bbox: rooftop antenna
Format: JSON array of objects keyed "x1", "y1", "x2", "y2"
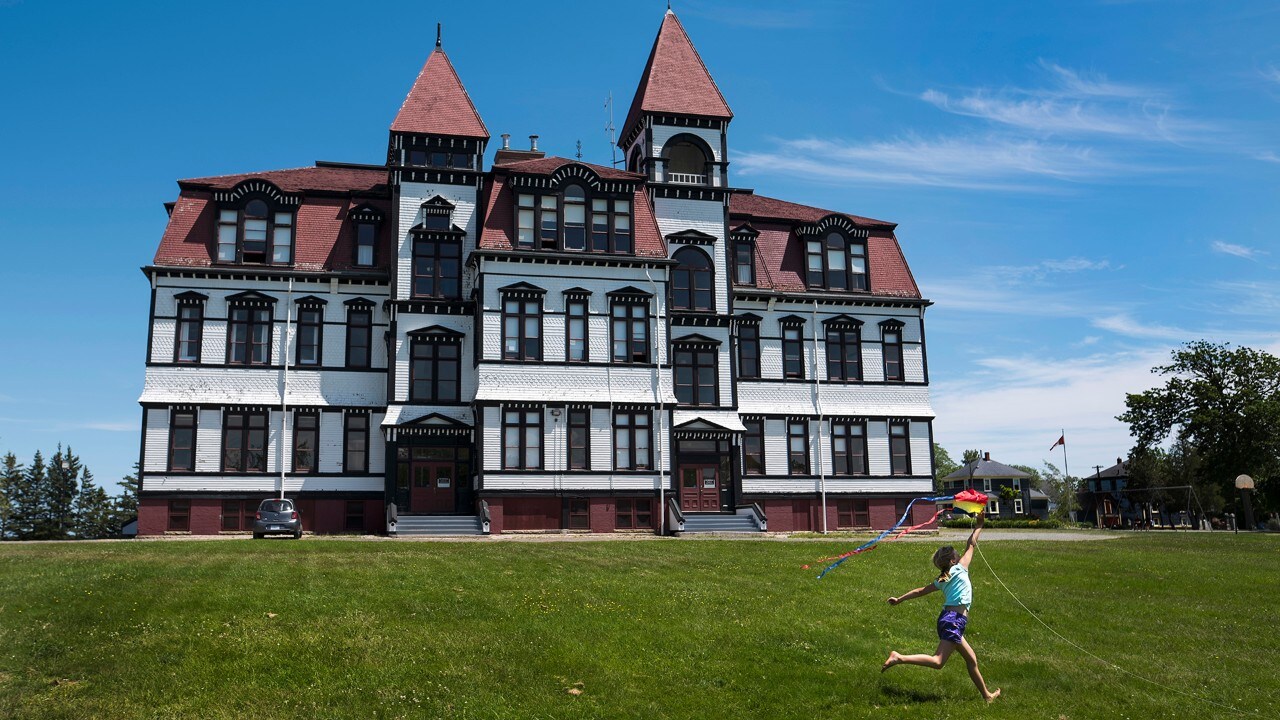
[
  {"x1": 575, "y1": 140, "x2": 583, "y2": 160},
  {"x1": 605, "y1": 92, "x2": 619, "y2": 167},
  {"x1": 436, "y1": 23, "x2": 442, "y2": 49}
]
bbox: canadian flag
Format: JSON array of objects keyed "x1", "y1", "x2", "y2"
[{"x1": 1049, "y1": 434, "x2": 1065, "y2": 451}]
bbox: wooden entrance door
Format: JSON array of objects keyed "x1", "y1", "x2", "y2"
[
  {"x1": 411, "y1": 462, "x2": 456, "y2": 514},
  {"x1": 680, "y1": 464, "x2": 720, "y2": 512}
]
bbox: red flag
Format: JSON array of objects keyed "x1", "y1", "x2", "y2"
[{"x1": 1049, "y1": 434, "x2": 1065, "y2": 451}]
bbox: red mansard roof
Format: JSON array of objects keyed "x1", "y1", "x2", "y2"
[
  {"x1": 729, "y1": 192, "x2": 920, "y2": 299},
  {"x1": 621, "y1": 10, "x2": 733, "y2": 143},
  {"x1": 391, "y1": 49, "x2": 489, "y2": 139},
  {"x1": 155, "y1": 165, "x2": 393, "y2": 273},
  {"x1": 478, "y1": 158, "x2": 665, "y2": 258}
]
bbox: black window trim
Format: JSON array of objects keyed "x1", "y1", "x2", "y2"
[
  {"x1": 167, "y1": 408, "x2": 197, "y2": 472},
  {"x1": 344, "y1": 412, "x2": 370, "y2": 474}
]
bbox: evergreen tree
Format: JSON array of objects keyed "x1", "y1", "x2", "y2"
[
  {"x1": 12, "y1": 450, "x2": 47, "y2": 540},
  {"x1": 0, "y1": 452, "x2": 22, "y2": 540},
  {"x1": 115, "y1": 462, "x2": 140, "y2": 527},
  {"x1": 42, "y1": 445, "x2": 81, "y2": 540},
  {"x1": 73, "y1": 468, "x2": 116, "y2": 539}
]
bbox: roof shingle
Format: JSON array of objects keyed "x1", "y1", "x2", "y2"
[
  {"x1": 391, "y1": 49, "x2": 489, "y2": 139},
  {"x1": 621, "y1": 10, "x2": 732, "y2": 142}
]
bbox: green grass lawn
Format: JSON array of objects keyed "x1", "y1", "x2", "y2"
[{"x1": 0, "y1": 533, "x2": 1276, "y2": 719}]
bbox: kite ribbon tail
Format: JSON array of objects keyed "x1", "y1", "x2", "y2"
[{"x1": 890, "y1": 508, "x2": 946, "y2": 541}]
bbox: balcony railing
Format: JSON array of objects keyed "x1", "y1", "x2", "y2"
[{"x1": 667, "y1": 172, "x2": 708, "y2": 185}]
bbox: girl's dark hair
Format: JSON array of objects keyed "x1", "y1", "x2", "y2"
[{"x1": 933, "y1": 546, "x2": 960, "y2": 583}]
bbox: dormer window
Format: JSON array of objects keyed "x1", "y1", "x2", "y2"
[
  {"x1": 732, "y1": 240, "x2": 755, "y2": 285},
  {"x1": 355, "y1": 222, "x2": 376, "y2": 266},
  {"x1": 805, "y1": 231, "x2": 866, "y2": 291},
  {"x1": 216, "y1": 198, "x2": 293, "y2": 265},
  {"x1": 515, "y1": 189, "x2": 632, "y2": 254},
  {"x1": 406, "y1": 148, "x2": 475, "y2": 169}
]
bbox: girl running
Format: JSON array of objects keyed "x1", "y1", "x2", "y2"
[{"x1": 881, "y1": 511, "x2": 1001, "y2": 703}]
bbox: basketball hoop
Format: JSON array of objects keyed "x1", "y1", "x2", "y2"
[{"x1": 1235, "y1": 474, "x2": 1254, "y2": 490}]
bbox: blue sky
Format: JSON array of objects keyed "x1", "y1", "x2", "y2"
[{"x1": 1, "y1": 0, "x2": 1278, "y2": 489}]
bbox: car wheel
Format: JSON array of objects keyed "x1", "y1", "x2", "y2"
[
  {"x1": 253, "y1": 533, "x2": 263, "y2": 540},
  {"x1": 293, "y1": 531, "x2": 302, "y2": 540}
]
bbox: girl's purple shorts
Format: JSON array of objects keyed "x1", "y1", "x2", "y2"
[{"x1": 936, "y1": 610, "x2": 968, "y2": 643}]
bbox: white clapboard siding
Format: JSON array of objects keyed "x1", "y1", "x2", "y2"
[
  {"x1": 482, "y1": 406, "x2": 501, "y2": 471},
  {"x1": 867, "y1": 420, "x2": 890, "y2": 476},
  {"x1": 143, "y1": 409, "x2": 169, "y2": 472},
  {"x1": 737, "y1": 383, "x2": 934, "y2": 419},
  {"x1": 591, "y1": 408, "x2": 612, "y2": 470},
  {"x1": 396, "y1": 181, "x2": 478, "y2": 300},
  {"x1": 743, "y1": 477, "x2": 933, "y2": 494},
  {"x1": 475, "y1": 364, "x2": 675, "y2": 404},
  {"x1": 196, "y1": 409, "x2": 222, "y2": 472},
  {"x1": 903, "y1": 345, "x2": 926, "y2": 383},
  {"x1": 545, "y1": 407, "x2": 566, "y2": 472},
  {"x1": 318, "y1": 412, "x2": 344, "y2": 473},
  {"x1": 482, "y1": 474, "x2": 665, "y2": 491},
  {"x1": 139, "y1": 367, "x2": 386, "y2": 406},
  {"x1": 909, "y1": 420, "x2": 932, "y2": 476},
  {"x1": 763, "y1": 418, "x2": 789, "y2": 476},
  {"x1": 143, "y1": 475, "x2": 383, "y2": 494}
]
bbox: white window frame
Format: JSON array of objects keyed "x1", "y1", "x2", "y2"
[
  {"x1": 982, "y1": 478, "x2": 991, "y2": 493},
  {"x1": 1014, "y1": 498, "x2": 1024, "y2": 514},
  {"x1": 987, "y1": 499, "x2": 999, "y2": 515}
]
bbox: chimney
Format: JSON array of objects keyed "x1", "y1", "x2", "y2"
[
  {"x1": 983, "y1": 452, "x2": 990, "y2": 462},
  {"x1": 493, "y1": 132, "x2": 546, "y2": 166},
  {"x1": 1117, "y1": 457, "x2": 1123, "y2": 465}
]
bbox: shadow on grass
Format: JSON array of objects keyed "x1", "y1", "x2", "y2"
[{"x1": 878, "y1": 682, "x2": 949, "y2": 704}]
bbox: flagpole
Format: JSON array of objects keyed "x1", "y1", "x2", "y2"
[{"x1": 1060, "y1": 428, "x2": 1069, "y2": 486}]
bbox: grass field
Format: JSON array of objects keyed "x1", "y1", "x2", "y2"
[{"x1": 0, "y1": 533, "x2": 1276, "y2": 719}]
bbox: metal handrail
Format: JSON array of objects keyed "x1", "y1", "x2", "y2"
[
  {"x1": 665, "y1": 496, "x2": 685, "y2": 535},
  {"x1": 736, "y1": 503, "x2": 768, "y2": 531}
]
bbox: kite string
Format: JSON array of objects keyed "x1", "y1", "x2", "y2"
[{"x1": 975, "y1": 543, "x2": 1264, "y2": 719}]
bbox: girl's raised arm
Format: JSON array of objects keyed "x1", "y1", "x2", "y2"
[{"x1": 959, "y1": 511, "x2": 985, "y2": 568}]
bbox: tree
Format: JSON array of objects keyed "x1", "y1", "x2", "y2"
[
  {"x1": 962, "y1": 449, "x2": 981, "y2": 464},
  {"x1": 41, "y1": 445, "x2": 81, "y2": 540},
  {"x1": 115, "y1": 462, "x2": 140, "y2": 527},
  {"x1": 11, "y1": 450, "x2": 47, "y2": 540},
  {"x1": 1041, "y1": 461, "x2": 1079, "y2": 521},
  {"x1": 0, "y1": 453, "x2": 22, "y2": 540},
  {"x1": 933, "y1": 444, "x2": 959, "y2": 491},
  {"x1": 1119, "y1": 342, "x2": 1280, "y2": 514},
  {"x1": 73, "y1": 469, "x2": 116, "y2": 539},
  {"x1": 1011, "y1": 464, "x2": 1043, "y2": 491}
]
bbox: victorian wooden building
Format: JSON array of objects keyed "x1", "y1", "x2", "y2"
[{"x1": 137, "y1": 10, "x2": 937, "y2": 536}]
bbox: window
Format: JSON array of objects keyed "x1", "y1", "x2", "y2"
[
  {"x1": 344, "y1": 414, "x2": 369, "y2": 473},
  {"x1": 568, "y1": 408, "x2": 589, "y2": 470},
  {"x1": 831, "y1": 420, "x2": 867, "y2": 476},
  {"x1": 882, "y1": 322, "x2": 904, "y2": 381},
  {"x1": 563, "y1": 185, "x2": 586, "y2": 250},
  {"x1": 1014, "y1": 498, "x2": 1024, "y2": 515},
  {"x1": 788, "y1": 420, "x2": 809, "y2": 475},
  {"x1": 743, "y1": 418, "x2": 765, "y2": 475},
  {"x1": 827, "y1": 327, "x2": 862, "y2": 381},
  {"x1": 406, "y1": 148, "x2": 474, "y2": 168},
  {"x1": 782, "y1": 325, "x2": 805, "y2": 379},
  {"x1": 413, "y1": 237, "x2": 461, "y2": 299},
  {"x1": 175, "y1": 304, "x2": 203, "y2": 363},
  {"x1": 895, "y1": 498, "x2": 911, "y2": 522},
  {"x1": 616, "y1": 498, "x2": 652, "y2": 529},
  {"x1": 346, "y1": 307, "x2": 372, "y2": 369},
  {"x1": 296, "y1": 307, "x2": 323, "y2": 366},
  {"x1": 168, "y1": 410, "x2": 196, "y2": 472},
  {"x1": 672, "y1": 247, "x2": 713, "y2": 311},
  {"x1": 890, "y1": 422, "x2": 911, "y2": 476},
  {"x1": 987, "y1": 499, "x2": 1000, "y2": 515},
  {"x1": 293, "y1": 412, "x2": 318, "y2": 473},
  {"x1": 519, "y1": 192, "x2": 632, "y2": 253},
  {"x1": 733, "y1": 240, "x2": 755, "y2": 285},
  {"x1": 567, "y1": 498, "x2": 590, "y2": 529},
  {"x1": 502, "y1": 298, "x2": 542, "y2": 361},
  {"x1": 502, "y1": 408, "x2": 543, "y2": 469},
  {"x1": 222, "y1": 500, "x2": 243, "y2": 531},
  {"x1": 355, "y1": 222, "x2": 376, "y2": 266},
  {"x1": 611, "y1": 300, "x2": 649, "y2": 363},
  {"x1": 674, "y1": 347, "x2": 717, "y2": 406},
  {"x1": 983, "y1": 478, "x2": 991, "y2": 493},
  {"x1": 664, "y1": 139, "x2": 709, "y2": 183},
  {"x1": 223, "y1": 410, "x2": 268, "y2": 472},
  {"x1": 565, "y1": 299, "x2": 588, "y2": 362},
  {"x1": 805, "y1": 231, "x2": 866, "y2": 291},
  {"x1": 614, "y1": 410, "x2": 652, "y2": 470},
  {"x1": 837, "y1": 499, "x2": 870, "y2": 529},
  {"x1": 227, "y1": 306, "x2": 271, "y2": 365},
  {"x1": 168, "y1": 500, "x2": 190, "y2": 531},
  {"x1": 737, "y1": 322, "x2": 760, "y2": 379},
  {"x1": 345, "y1": 501, "x2": 365, "y2": 532},
  {"x1": 216, "y1": 200, "x2": 293, "y2": 265},
  {"x1": 410, "y1": 336, "x2": 461, "y2": 402}
]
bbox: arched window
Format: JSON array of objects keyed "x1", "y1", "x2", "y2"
[
  {"x1": 628, "y1": 145, "x2": 643, "y2": 174},
  {"x1": 564, "y1": 184, "x2": 586, "y2": 250},
  {"x1": 663, "y1": 135, "x2": 712, "y2": 184},
  {"x1": 672, "y1": 247, "x2": 713, "y2": 311},
  {"x1": 805, "y1": 230, "x2": 867, "y2": 291},
  {"x1": 216, "y1": 197, "x2": 293, "y2": 265}
]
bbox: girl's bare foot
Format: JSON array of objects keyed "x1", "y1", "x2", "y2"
[
  {"x1": 984, "y1": 688, "x2": 1002, "y2": 703},
  {"x1": 881, "y1": 651, "x2": 901, "y2": 673}
]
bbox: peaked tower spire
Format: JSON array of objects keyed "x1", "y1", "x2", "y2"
[
  {"x1": 619, "y1": 9, "x2": 732, "y2": 146},
  {"x1": 391, "y1": 47, "x2": 488, "y2": 139}
]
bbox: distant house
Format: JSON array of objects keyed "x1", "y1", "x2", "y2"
[
  {"x1": 1079, "y1": 458, "x2": 1191, "y2": 529},
  {"x1": 941, "y1": 452, "x2": 1048, "y2": 519}
]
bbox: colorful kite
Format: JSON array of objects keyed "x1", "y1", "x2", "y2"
[{"x1": 813, "y1": 490, "x2": 988, "y2": 580}]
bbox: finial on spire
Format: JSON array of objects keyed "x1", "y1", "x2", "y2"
[{"x1": 436, "y1": 23, "x2": 442, "y2": 49}]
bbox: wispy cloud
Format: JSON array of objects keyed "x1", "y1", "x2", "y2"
[
  {"x1": 1257, "y1": 151, "x2": 1280, "y2": 163},
  {"x1": 1262, "y1": 65, "x2": 1280, "y2": 85},
  {"x1": 78, "y1": 422, "x2": 137, "y2": 432},
  {"x1": 736, "y1": 135, "x2": 1138, "y2": 191},
  {"x1": 1092, "y1": 313, "x2": 1192, "y2": 341},
  {"x1": 920, "y1": 62, "x2": 1213, "y2": 143},
  {"x1": 1211, "y1": 240, "x2": 1267, "y2": 260}
]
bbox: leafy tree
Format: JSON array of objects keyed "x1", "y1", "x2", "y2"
[
  {"x1": 998, "y1": 485, "x2": 1018, "y2": 512},
  {"x1": 73, "y1": 469, "x2": 116, "y2": 539},
  {"x1": 1119, "y1": 342, "x2": 1280, "y2": 513},
  {"x1": 962, "y1": 449, "x2": 981, "y2": 464},
  {"x1": 1012, "y1": 464, "x2": 1043, "y2": 491},
  {"x1": 1040, "y1": 461, "x2": 1079, "y2": 521},
  {"x1": 933, "y1": 444, "x2": 959, "y2": 491},
  {"x1": 0, "y1": 452, "x2": 21, "y2": 540}
]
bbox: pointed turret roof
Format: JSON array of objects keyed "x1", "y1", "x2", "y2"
[
  {"x1": 391, "y1": 48, "x2": 489, "y2": 139},
  {"x1": 620, "y1": 10, "x2": 732, "y2": 144}
]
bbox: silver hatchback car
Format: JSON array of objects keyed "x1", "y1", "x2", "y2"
[{"x1": 252, "y1": 498, "x2": 303, "y2": 539}]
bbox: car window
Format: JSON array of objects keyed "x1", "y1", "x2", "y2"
[{"x1": 260, "y1": 500, "x2": 294, "y2": 513}]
